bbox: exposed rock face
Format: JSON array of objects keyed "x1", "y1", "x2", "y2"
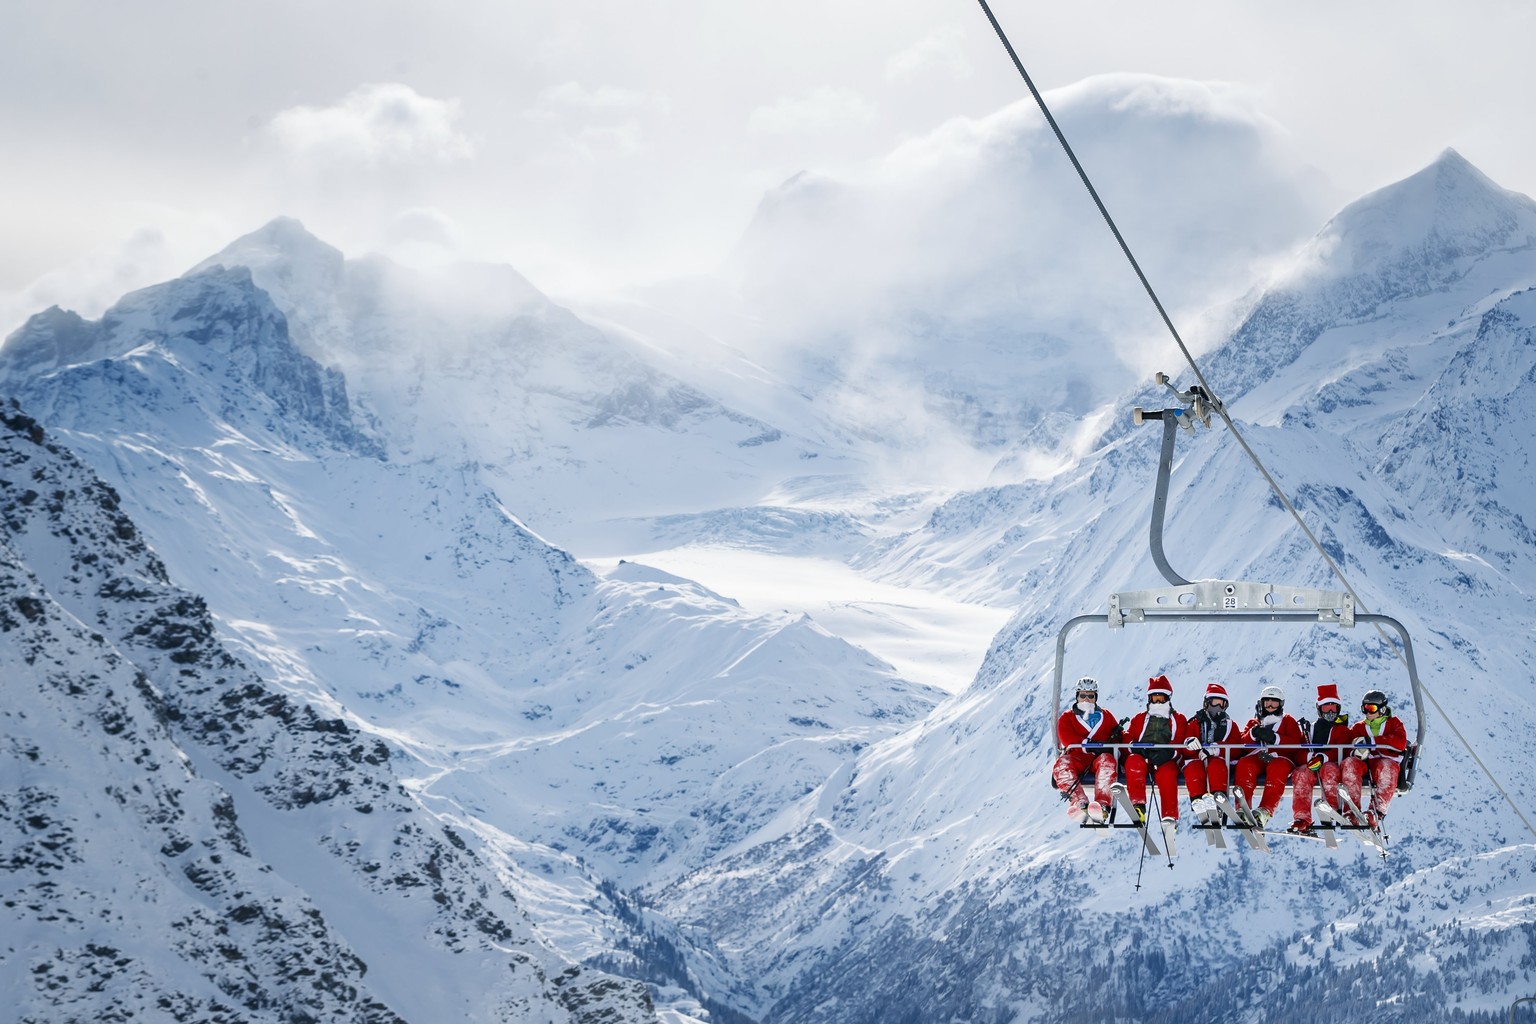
[
  {"x1": 0, "y1": 402, "x2": 656, "y2": 1024},
  {"x1": 1, "y1": 265, "x2": 384, "y2": 460}
]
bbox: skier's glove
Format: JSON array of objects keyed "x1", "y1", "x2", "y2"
[
  {"x1": 1184, "y1": 737, "x2": 1202, "y2": 754},
  {"x1": 1252, "y1": 725, "x2": 1277, "y2": 746},
  {"x1": 1352, "y1": 737, "x2": 1373, "y2": 760},
  {"x1": 1306, "y1": 754, "x2": 1325, "y2": 772}
]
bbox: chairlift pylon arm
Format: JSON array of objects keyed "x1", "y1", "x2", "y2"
[
  {"x1": 1127, "y1": 409, "x2": 1191, "y2": 586},
  {"x1": 1128, "y1": 373, "x2": 1228, "y2": 587}
]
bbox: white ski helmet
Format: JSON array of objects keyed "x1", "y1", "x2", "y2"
[{"x1": 1255, "y1": 685, "x2": 1285, "y2": 715}]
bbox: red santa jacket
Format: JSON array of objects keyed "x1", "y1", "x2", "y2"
[
  {"x1": 1057, "y1": 706, "x2": 1120, "y2": 754},
  {"x1": 1179, "y1": 709, "x2": 1244, "y2": 761},
  {"x1": 1240, "y1": 713, "x2": 1306, "y2": 767},
  {"x1": 1345, "y1": 715, "x2": 1409, "y2": 760},
  {"x1": 1300, "y1": 715, "x2": 1355, "y2": 765},
  {"x1": 1123, "y1": 709, "x2": 1188, "y2": 766}
]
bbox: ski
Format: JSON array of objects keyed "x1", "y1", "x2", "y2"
[
  {"x1": 1193, "y1": 810, "x2": 1227, "y2": 848},
  {"x1": 1313, "y1": 797, "x2": 1372, "y2": 851},
  {"x1": 1189, "y1": 795, "x2": 1227, "y2": 847},
  {"x1": 1196, "y1": 820, "x2": 1226, "y2": 849},
  {"x1": 1108, "y1": 783, "x2": 1162, "y2": 856},
  {"x1": 1335, "y1": 790, "x2": 1389, "y2": 856},
  {"x1": 1276, "y1": 825, "x2": 1340, "y2": 848},
  {"x1": 1298, "y1": 799, "x2": 1342, "y2": 849},
  {"x1": 1159, "y1": 818, "x2": 1178, "y2": 858},
  {"x1": 1224, "y1": 790, "x2": 1270, "y2": 852},
  {"x1": 1188, "y1": 796, "x2": 1218, "y2": 846}
]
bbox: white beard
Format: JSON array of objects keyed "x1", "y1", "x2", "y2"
[
  {"x1": 1148, "y1": 703, "x2": 1171, "y2": 718},
  {"x1": 1260, "y1": 713, "x2": 1283, "y2": 729},
  {"x1": 1076, "y1": 701, "x2": 1096, "y2": 715}
]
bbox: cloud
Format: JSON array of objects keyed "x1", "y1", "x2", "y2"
[
  {"x1": 524, "y1": 81, "x2": 666, "y2": 162},
  {"x1": 383, "y1": 207, "x2": 461, "y2": 250},
  {"x1": 748, "y1": 87, "x2": 878, "y2": 136},
  {"x1": 568, "y1": 122, "x2": 645, "y2": 159},
  {"x1": 0, "y1": 219, "x2": 231, "y2": 340},
  {"x1": 728, "y1": 74, "x2": 1342, "y2": 377},
  {"x1": 539, "y1": 81, "x2": 670, "y2": 116},
  {"x1": 885, "y1": 28, "x2": 972, "y2": 84},
  {"x1": 265, "y1": 83, "x2": 474, "y2": 167}
]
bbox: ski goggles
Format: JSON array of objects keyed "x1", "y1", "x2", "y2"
[
  {"x1": 1361, "y1": 702, "x2": 1383, "y2": 715},
  {"x1": 1147, "y1": 694, "x2": 1170, "y2": 704},
  {"x1": 1318, "y1": 702, "x2": 1341, "y2": 715},
  {"x1": 1205, "y1": 697, "x2": 1228, "y2": 709},
  {"x1": 1075, "y1": 690, "x2": 1098, "y2": 700}
]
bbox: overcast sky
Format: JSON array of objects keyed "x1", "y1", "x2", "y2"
[{"x1": 3, "y1": 0, "x2": 1534, "y2": 334}]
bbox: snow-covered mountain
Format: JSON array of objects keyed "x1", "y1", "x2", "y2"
[
  {"x1": 182, "y1": 218, "x2": 850, "y2": 552},
  {"x1": 0, "y1": 402, "x2": 654, "y2": 1024},
  {"x1": 647, "y1": 147, "x2": 1536, "y2": 1022},
  {"x1": 6, "y1": 134, "x2": 1536, "y2": 1024},
  {"x1": 0, "y1": 241, "x2": 940, "y2": 1021},
  {"x1": 605, "y1": 75, "x2": 1339, "y2": 467}
]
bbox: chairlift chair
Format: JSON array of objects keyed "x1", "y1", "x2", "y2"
[{"x1": 1050, "y1": 376, "x2": 1426, "y2": 846}]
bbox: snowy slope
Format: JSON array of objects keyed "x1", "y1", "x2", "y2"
[
  {"x1": 649, "y1": 152, "x2": 1536, "y2": 1022},
  {"x1": 6, "y1": 131, "x2": 1536, "y2": 1024},
  {"x1": 0, "y1": 403, "x2": 656, "y2": 1024},
  {"x1": 0, "y1": 246, "x2": 942, "y2": 1016},
  {"x1": 188, "y1": 219, "x2": 854, "y2": 552},
  {"x1": 0, "y1": 549, "x2": 406, "y2": 1024}
]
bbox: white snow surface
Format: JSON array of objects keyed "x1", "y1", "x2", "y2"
[{"x1": 5, "y1": 145, "x2": 1536, "y2": 1021}]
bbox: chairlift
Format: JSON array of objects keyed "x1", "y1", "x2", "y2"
[{"x1": 1050, "y1": 375, "x2": 1426, "y2": 853}]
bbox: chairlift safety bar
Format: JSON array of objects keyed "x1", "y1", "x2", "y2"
[{"x1": 1051, "y1": 583, "x2": 1427, "y2": 755}]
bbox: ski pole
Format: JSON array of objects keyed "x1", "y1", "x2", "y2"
[{"x1": 1150, "y1": 768, "x2": 1173, "y2": 869}]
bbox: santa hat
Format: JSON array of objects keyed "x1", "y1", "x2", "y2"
[
  {"x1": 1204, "y1": 682, "x2": 1228, "y2": 700},
  {"x1": 1147, "y1": 675, "x2": 1173, "y2": 697},
  {"x1": 1316, "y1": 683, "x2": 1341, "y2": 705}
]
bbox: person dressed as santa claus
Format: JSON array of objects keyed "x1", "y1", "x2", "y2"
[
  {"x1": 1341, "y1": 689, "x2": 1409, "y2": 829},
  {"x1": 1286, "y1": 682, "x2": 1353, "y2": 837},
  {"x1": 1181, "y1": 682, "x2": 1243, "y2": 825},
  {"x1": 1118, "y1": 674, "x2": 1188, "y2": 843},
  {"x1": 1234, "y1": 685, "x2": 1307, "y2": 829},
  {"x1": 1052, "y1": 676, "x2": 1121, "y2": 823}
]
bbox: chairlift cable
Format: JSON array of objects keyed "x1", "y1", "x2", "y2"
[{"x1": 976, "y1": 0, "x2": 1536, "y2": 839}]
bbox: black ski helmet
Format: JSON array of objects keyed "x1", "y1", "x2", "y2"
[{"x1": 1361, "y1": 689, "x2": 1390, "y2": 716}]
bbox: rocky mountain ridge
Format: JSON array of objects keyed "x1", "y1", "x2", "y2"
[{"x1": 0, "y1": 401, "x2": 656, "y2": 1023}]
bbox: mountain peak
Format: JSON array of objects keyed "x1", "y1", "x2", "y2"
[
  {"x1": 0, "y1": 305, "x2": 97, "y2": 376},
  {"x1": 196, "y1": 216, "x2": 340, "y2": 265},
  {"x1": 1307, "y1": 149, "x2": 1536, "y2": 275},
  {"x1": 188, "y1": 217, "x2": 345, "y2": 296}
]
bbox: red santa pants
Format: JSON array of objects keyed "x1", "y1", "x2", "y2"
[
  {"x1": 1236, "y1": 753, "x2": 1295, "y2": 817},
  {"x1": 1124, "y1": 754, "x2": 1179, "y2": 816},
  {"x1": 1289, "y1": 761, "x2": 1341, "y2": 826},
  {"x1": 1341, "y1": 755, "x2": 1401, "y2": 821},
  {"x1": 1182, "y1": 756, "x2": 1229, "y2": 799},
  {"x1": 1052, "y1": 749, "x2": 1117, "y2": 809}
]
